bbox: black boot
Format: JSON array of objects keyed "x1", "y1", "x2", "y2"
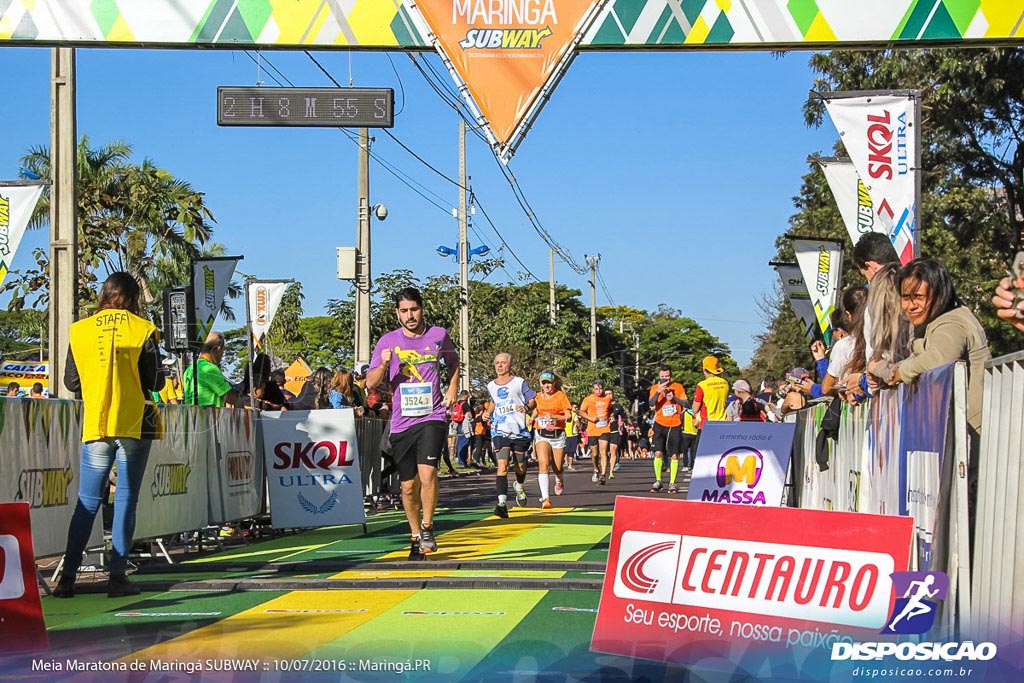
[
  {"x1": 52, "y1": 574, "x2": 75, "y2": 598},
  {"x1": 107, "y1": 574, "x2": 141, "y2": 598}
]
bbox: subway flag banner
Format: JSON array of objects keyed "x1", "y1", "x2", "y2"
[
  {"x1": 0, "y1": 183, "x2": 44, "y2": 288},
  {"x1": 687, "y1": 421, "x2": 795, "y2": 507},
  {"x1": 792, "y1": 238, "x2": 843, "y2": 347},
  {"x1": 261, "y1": 409, "x2": 365, "y2": 529},
  {"x1": 192, "y1": 257, "x2": 241, "y2": 341},
  {"x1": 773, "y1": 263, "x2": 819, "y2": 345},
  {"x1": 591, "y1": 498, "x2": 913, "y2": 673},
  {"x1": 816, "y1": 157, "x2": 884, "y2": 248}
]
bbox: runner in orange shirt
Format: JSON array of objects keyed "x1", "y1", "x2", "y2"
[
  {"x1": 579, "y1": 381, "x2": 613, "y2": 485},
  {"x1": 531, "y1": 371, "x2": 573, "y2": 507},
  {"x1": 647, "y1": 364, "x2": 688, "y2": 494}
]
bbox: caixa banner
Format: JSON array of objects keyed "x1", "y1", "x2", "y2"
[
  {"x1": 261, "y1": 410, "x2": 365, "y2": 528},
  {"x1": 591, "y1": 499, "x2": 913, "y2": 677}
]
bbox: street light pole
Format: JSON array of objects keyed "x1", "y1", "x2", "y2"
[
  {"x1": 354, "y1": 128, "x2": 371, "y2": 367},
  {"x1": 457, "y1": 119, "x2": 470, "y2": 392},
  {"x1": 586, "y1": 254, "x2": 600, "y2": 364}
]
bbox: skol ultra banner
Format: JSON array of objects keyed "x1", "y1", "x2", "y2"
[
  {"x1": 192, "y1": 256, "x2": 241, "y2": 341},
  {"x1": 816, "y1": 157, "x2": 884, "y2": 248},
  {"x1": 792, "y1": 238, "x2": 843, "y2": 346},
  {"x1": 592, "y1": 498, "x2": 913, "y2": 673},
  {"x1": 261, "y1": 409, "x2": 365, "y2": 529},
  {"x1": 415, "y1": 0, "x2": 602, "y2": 157},
  {"x1": 773, "y1": 263, "x2": 819, "y2": 345},
  {"x1": 822, "y1": 92, "x2": 918, "y2": 264},
  {"x1": 0, "y1": 183, "x2": 44, "y2": 288},
  {"x1": 687, "y1": 421, "x2": 796, "y2": 506},
  {"x1": 248, "y1": 281, "x2": 288, "y2": 349}
]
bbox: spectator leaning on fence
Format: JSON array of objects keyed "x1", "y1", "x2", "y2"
[{"x1": 55, "y1": 272, "x2": 166, "y2": 599}]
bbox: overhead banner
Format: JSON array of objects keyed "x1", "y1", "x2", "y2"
[
  {"x1": 822, "y1": 92, "x2": 918, "y2": 264},
  {"x1": 248, "y1": 281, "x2": 288, "y2": 349},
  {"x1": 772, "y1": 263, "x2": 819, "y2": 345},
  {"x1": 193, "y1": 256, "x2": 241, "y2": 341},
  {"x1": 0, "y1": 183, "x2": 44, "y2": 287},
  {"x1": 591, "y1": 498, "x2": 913, "y2": 672},
  {"x1": 687, "y1": 421, "x2": 795, "y2": 506},
  {"x1": 816, "y1": 157, "x2": 883, "y2": 247},
  {"x1": 261, "y1": 410, "x2": 365, "y2": 529},
  {"x1": 792, "y1": 238, "x2": 843, "y2": 347},
  {"x1": 415, "y1": 0, "x2": 602, "y2": 158}
]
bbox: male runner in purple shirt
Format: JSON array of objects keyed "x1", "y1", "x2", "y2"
[{"x1": 366, "y1": 287, "x2": 460, "y2": 560}]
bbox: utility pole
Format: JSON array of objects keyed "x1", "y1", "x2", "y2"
[
  {"x1": 49, "y1": 47, "x2": 77, "y2": 398},
  {"x1": 458, "y1": 119, "x2": 470, "y2": 392},
  {"x1": 586, "y1": 254, "x2": 600, "y2": 364},
  {"x1": 354, "y1": 128, "x2": 371, "y2": 367},
  {"x1": 549, "y1": 247, "x2": 556, "y2": 325}
]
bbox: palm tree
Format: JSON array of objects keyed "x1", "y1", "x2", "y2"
[{"x1": 15, "y1": 136, "x2": 215, "y2": 310}]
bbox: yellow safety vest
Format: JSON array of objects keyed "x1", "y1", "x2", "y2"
[{"x1": 69, "y1": 309, "x2": 156, "y2": 442}]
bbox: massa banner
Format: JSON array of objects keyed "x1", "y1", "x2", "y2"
[{"x1": 416, "y1": 0, "x2": 602, "y2": 157}]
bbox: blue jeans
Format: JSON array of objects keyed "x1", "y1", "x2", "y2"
[{"x1": 62, "y1": 438, "x2": 152, "y2": 576}]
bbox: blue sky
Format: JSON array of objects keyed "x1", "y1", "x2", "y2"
[{"x1": 0, "y1": 46, "x2": 839, "y2": 366}]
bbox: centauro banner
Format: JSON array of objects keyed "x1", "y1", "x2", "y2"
[
  {"x1": 248, "y1": 281, "x2": 288, "y2": 349},
  {"x1": 193, "y1": 256, "x2": 241, "y2": 341},
  {"x1": 0, "y1": 183, "x2": 44, "y2": 288},
  {"x1": 816, "y1": 157, "x2": 884, "y2": 248},
  {"x1": 772, "y1": 263, "x2": 819, "y2": 345},
  {"x1": 822, "y1": 92, "x2": 918, "y2": 264},
  {"x1": 416, "y1": 0, "x2": 602, "y2": 157},
  {"x1": 792, "y1": 238, "x2": 843, "y2": 347}
]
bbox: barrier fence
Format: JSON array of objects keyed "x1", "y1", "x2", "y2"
[
  {"x1": 972, "y1": 350, "x2": 1024, "y2": 653},
  {"x1": 0, "y1": 400, "x2": 386, "y2": 558}
]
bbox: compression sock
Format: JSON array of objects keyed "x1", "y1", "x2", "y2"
[
  {"x1": 654, "y1": 457, "x2": 664, "y2": 480},
  {"x1": 670, "y1": 459, "x2": 679, "y2": 484},
  {"x1": 497, "y1": 474, "x2": 508, "y2": 499},
  {"x1": 538, "y1": 473, "x2": 550, "y2": 500}
]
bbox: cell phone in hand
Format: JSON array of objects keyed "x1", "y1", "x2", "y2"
[{"x1": 1011, "y1": 251, "x2": 1024, "y2": 320}]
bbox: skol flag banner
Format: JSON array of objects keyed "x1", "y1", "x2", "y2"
[
  {"x1": 248, "y1": 281, "x2": 287, "y2": 348},
  {"x1": 193, "y1": 256, "x2": 241, "y2": 341},
  {"x1": 0, "y1": 183, "x2": 44, "y2": 287},
  {"x1": 415, "y1": 0, "x2": 602, "y2": 158},
  {"x1": 792, "y1": 238, "x2": 843, "y2": 347},
  {"x1": 822, "y1": 92, "x2": 917, "y2": 264},
  {"x1": 773, "y1": 263, "x2": 819, "y2": 345},
  {"x1": 816, "y1": 157, "x2": 884, "y2": 248}
]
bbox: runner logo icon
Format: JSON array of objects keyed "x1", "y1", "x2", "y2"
[{"x1": 881, "y1": 571, "x2": 948, "y2": 635}]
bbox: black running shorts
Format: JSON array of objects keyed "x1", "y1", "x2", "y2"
[{"x1": 389, "y1": 421, "x2": 447, "y2": 481}]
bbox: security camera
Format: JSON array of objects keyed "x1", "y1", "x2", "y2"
[{"x1": 374, "y1": 204, "x2": 388, "y2": 221}]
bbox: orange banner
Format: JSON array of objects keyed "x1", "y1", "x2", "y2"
[{"x1": 416, "y1": 0, "x2": 600, "y2": 151}]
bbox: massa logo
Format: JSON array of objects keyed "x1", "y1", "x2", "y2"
[
  {"x1": 715, "y1": 447, "x2": 764, "y2": 488},
  {"x1": 454, "y1": 0, "x2": 555, "y2": 50}
]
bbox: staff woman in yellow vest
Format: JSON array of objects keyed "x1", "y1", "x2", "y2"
[{"x1": 54, "y1": 272, "x2": 165, "y2": 599}]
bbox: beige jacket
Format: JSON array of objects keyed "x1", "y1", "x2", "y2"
[{"x1": 899, "y1": 306, "x2": 990, "y2": 431}]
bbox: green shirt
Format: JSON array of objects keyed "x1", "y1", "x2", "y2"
[{"x1": 182, "y1": 358, "x2": 233, "y2": 407}]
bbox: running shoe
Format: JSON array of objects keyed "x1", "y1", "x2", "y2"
[
  {"x1": 598, "y1": 476, "x2": 606, "y2": 485},
  {"x1": 650, "y1": 480, "x2": 663, "y2": 493},
  {"x1": 608, "y1": 471, "x2": 615, "y2": 479},
  {"x1": 614, "y1": 463, "x2": 621, "y2": 471},
  {"x1": 419, "y1": 523, "x2": 438, "y2": 553},
  {"x1": 494, "y1": 503, "x2": 509, "y2": 518},
  {"x1": 408, "y1": 537, "x2": 425, "y2": 561},
  {"x1": 554, "y1": 479, "x2": 564, "y2": 496},
  {"x1": 514, "y1": 483, "x2": 527, "y2": 507},
  {"x1": 541, "y1": 499, "x2": 552, "y2": 509},
  {"x1": 668, "y1": 483, "x2": 679, "y2": 494},
  {"x1": 591, "y1": 472, "x2": 599, "y2": 483}
]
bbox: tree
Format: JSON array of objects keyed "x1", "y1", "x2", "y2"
[
  {"x1": 0, "y1": 309, "x2": 47, "y2": 359},
  {"x1": 6, "y1": 136, "x2": 215, "y2": 312}
]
